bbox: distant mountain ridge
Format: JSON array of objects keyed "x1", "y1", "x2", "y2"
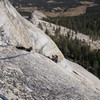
[
  {"x1": 9, "y1": 0, "x2": 86, "y2": 11},
  {"x1": 9, "y1": 0, "x2": 100, "y2": 7},
  {"x1": 9, "y1": 0, "x2": 100, "y2": 18}
]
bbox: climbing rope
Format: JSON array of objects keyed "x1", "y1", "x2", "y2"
[{"x1": 0, "y1": 94, "x2": 8, "y2": 100}]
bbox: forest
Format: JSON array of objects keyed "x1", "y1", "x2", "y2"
[{"x1": 43, "y1": 12, "x2": 100, "y2": 40}]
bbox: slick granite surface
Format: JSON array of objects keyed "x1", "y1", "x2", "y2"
[{"x1": 0, "y1": 0, "x2": 100, "y2": 100}]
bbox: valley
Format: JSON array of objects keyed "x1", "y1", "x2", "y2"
[
  {"x1": 0, "y1": 0, "x2": 100, "y2": 99},
  {"x1": 10, "y1": 0, "x2": 99, "y2": 17}
]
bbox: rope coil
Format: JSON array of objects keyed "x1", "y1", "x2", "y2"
[{"x1": 0, "y1": 94, "x2": 8, "y2": 100}]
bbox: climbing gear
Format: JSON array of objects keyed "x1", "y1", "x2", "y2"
[{"x1": 0, "y1": 94, "x2": 8, "y2": 100}]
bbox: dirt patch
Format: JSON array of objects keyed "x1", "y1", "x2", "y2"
[
  {"x1": 17, "y1": 1, "x2": 98, "y2": 17},
  {"x1": 17, "y1": 7, "x2": 37, "y2": 13},
  {"x1": 43, "y1": 1, "x2": 98, "y2": 17}
]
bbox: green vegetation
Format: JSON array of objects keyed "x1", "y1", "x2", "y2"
[
  {"x1": 86, "y1": 5, "x2": 100, "y2": 14},
  {"x1": 38, "y1": 23, "x2": 43, "y2": 30},
  {"x1": 46, "y1": 28, "x2": 100, "y2": 78},
  {"x1": 43, "y1": 13, "x2": 100, "y2": 40},
  {"x1": 19, "y1": 11, "x2": 31, "y2": 17}
]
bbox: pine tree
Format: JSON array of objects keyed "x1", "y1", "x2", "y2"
[
  {"x1": 93, "y1": 60, "x2": 99, "y2": 76},
  {"x1": 45, "y1": 28, "x2": 50, "y2": 35},
  {"x1": 38, "y1": 22, "x2": 43, "y2": 30}
]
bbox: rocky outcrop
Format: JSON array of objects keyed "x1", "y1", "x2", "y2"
[
  {"x1": 31, "y1": 10, "x2": 100, "y2": 50},
  {"x1": 32, "y1": 10, "x2": 47, "y2": 20},
  {"x1": 0, "y1": 0, "x2": 64, "y2": 61},
  {"x1": 0, "y1": 0, "x2": 100, "y2": 100}
]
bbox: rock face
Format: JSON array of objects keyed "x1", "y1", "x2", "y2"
[
  {"x1": 0, "y1": 0, "x2": 100, "y2": 100},
  {"x1": 0, "y1": 0, "x2": 63, "y2": 61},
  {"x1": 0, "y1": 0, "x2": 32, "y2": 48},
  {"x1": 32, "y1": 10, "x2": 47, "y2": 20},
  {"x1": 0, "y1": 46, "x2": 100, "y2": 100}
]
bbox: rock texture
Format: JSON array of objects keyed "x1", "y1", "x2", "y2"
[
  {"x1": 32, "y1": 10, "x2": 47, "y2": 20},
  {"x1": 0, "y1": 0, "x2": 32, "y2": 48},
  {"x1": 0, "y1": 0, "x2": 100, "y2": 100},
  {"x1": 0, "y1": 0, "x2": 63, "y2": 61},
  {"x1": 0, "y1": 46, "x2": 100, "y2": 100}
]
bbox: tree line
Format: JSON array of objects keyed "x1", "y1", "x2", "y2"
[
  {"x1": 45, "y1": 28, "x2": 100, "y2": 78},
  {"x1": 43, "y1": 13, "x2": 100, "y2": 40}
]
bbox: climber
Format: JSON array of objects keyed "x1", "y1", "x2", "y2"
[
  {"x1": 51, "y1": 55, "x2": 55, "y2": 61},
  {"x1": 44, "y1": 54, "x2": 58, "y2": 63},
  {"x1": 54, "y1": 55, "x2": 58, "y2": 63},
  {"x1": 51, "y1": 55, "x2": 58, "y2": 63},
  {"x1": 0, "y1": 94, "x2": 8, "y2": 100}
]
